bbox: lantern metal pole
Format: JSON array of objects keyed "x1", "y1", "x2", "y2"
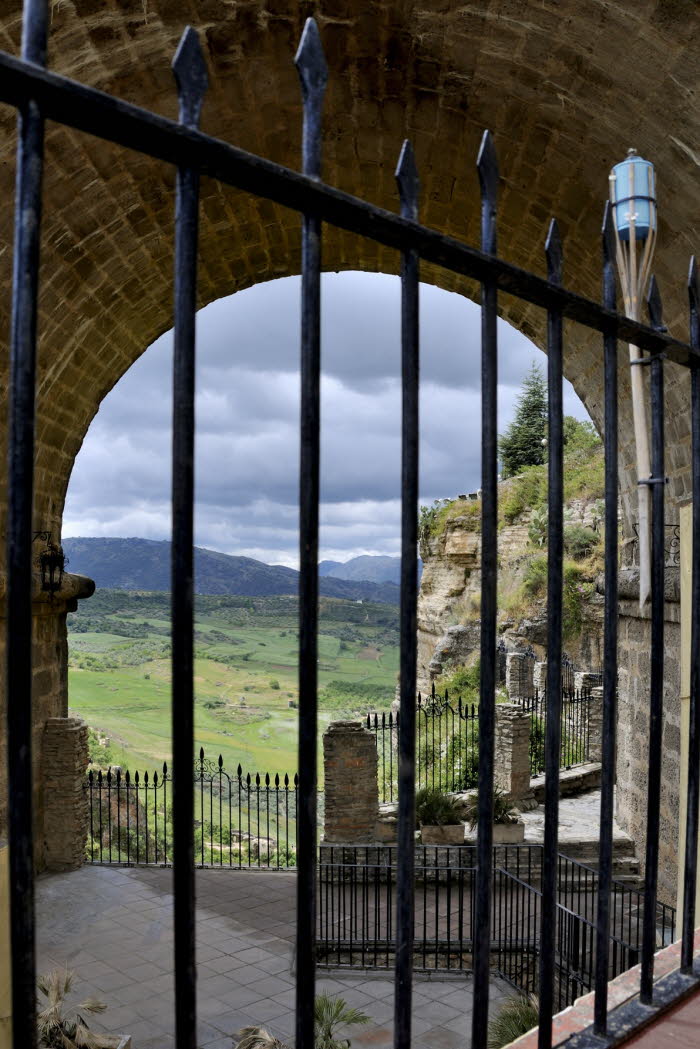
[{"x1": 609, "y1": 151, "x2": 657, "y2": 608}]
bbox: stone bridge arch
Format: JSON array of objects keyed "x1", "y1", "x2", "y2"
[{"x1": 0, "y1": 0, "x2": 697, "y2": 887}]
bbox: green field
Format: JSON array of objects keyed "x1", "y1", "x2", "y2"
[{"x1": 68, "y1": 590, "x2": 399, "y2": 782}]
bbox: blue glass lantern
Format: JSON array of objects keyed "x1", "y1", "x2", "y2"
[{"x1": 610, "y1": 149, "x2": 656, "y2": 242}]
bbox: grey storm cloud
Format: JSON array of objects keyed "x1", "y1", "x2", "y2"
[{"x1": 64, "y1": 273, "x2": 589, "y2": 566}]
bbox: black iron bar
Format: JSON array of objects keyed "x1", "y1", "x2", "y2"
[
  {"x1": 393, "y1": 138, "x2": 420, "y2": 1049},
  {"x1": 0, "y1": 52, "x2": 693, "y2": 364},
  {"x1": 539, "y1": 216, "x2": 564, "y2": 1049},
  {"x1": 640, "y1": 275, "x2": 666, "y2": 1004},
  {"x1": 6, "y1": 2, "x2": 49, "y2": 1044},
  {"x1": 472, "y1": 129, "x2": 499, "y2": 1049},
  {"x1": 682, "y1": 257, "x2": 700, "y2": 972},
  {"x1": 594, "y1": 203, "x2": 620, "y2": 1033},
  {"x1": 294, "y1": 19, "x2": 326, "y2": 1049},
  {"x1": 171, "y1": 27, "x2": 207, "y2": 1049}
]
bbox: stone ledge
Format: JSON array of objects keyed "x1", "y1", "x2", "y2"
[{"x1": 530, "y1": 762, "x2": 601, "y2": 802}]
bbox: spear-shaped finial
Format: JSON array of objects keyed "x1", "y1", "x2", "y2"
[
  {"x1": 295, "y1": 18, "x2": 327, "y2": 179},
  {"x1": 477, "y1": 129, "x2": 499, "y2": 210},
  {"x1": 172, "y1": 26, "x2": 208, "y2": 129},
  {"x1": 689, "y1": 256, "x2": 699, "y2": 317},
  {"x1": 646, "y1": 274, "x2": 666, "y2": 332},
  {"x1": 545, "y1": 218, "x2": 563, "y2": 285},
  {"x1": 395, "y1": 139, "x2": 420, "y2": 222},
  {"x1": 294, "y1": 18, "x2": 328, "y2": 106},
  {"x1": 602, "y1": 200, "x2": 616, "y2": 265}
]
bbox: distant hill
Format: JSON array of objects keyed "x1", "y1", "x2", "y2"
[
  {"x1": 63, "y1": 537, "x2": 401, "y2": 605},
  {"x1": 319, "y1": 554, "x2": 422, "y2": 585}
]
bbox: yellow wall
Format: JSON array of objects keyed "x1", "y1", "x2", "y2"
[
  {"x1": 0, "y1": 842, "x2": 11, "y2": 1049},
  {"x1": 677, "y1": 502, "x2": 700, "y2": 921}
]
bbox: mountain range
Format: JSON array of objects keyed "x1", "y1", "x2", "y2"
[
  {"x1": 319, "y1": 554, "x2": 422, "y2": 584},
  {"x1": 63, "y1": 537, "x2": 402, "y2": 605}
]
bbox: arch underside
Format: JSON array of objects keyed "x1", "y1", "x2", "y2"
[{"x1": 0, "y1": 0, "x2": 697, "y2": 538}]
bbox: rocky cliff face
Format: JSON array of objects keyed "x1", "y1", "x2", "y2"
[{"x1": 416, "y1": 493, "x2": 604, "y2": 693}]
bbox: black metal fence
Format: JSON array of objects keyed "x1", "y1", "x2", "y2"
[
  {"x1": 4, "y1": 7, "x2": 700, "y2": 1049},
  {"x1": 317, "y1": 844, "x2": 675, "y2": 1014},
  {"x1": 85, "y1": 750, "x2": 299, "y2": 869},
  {"x1": 370, "y1": 686, "x2": 593, "y2": 802},
  {"x1": 523, "y1": 688, "x2": 593, "y2": 775}
]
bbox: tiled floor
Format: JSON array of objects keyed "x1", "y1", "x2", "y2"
[{"x1": 36, "y1": 865, "x2": 510, "y2": 1049}]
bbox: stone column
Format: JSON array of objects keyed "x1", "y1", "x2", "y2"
[
  {"x1": 495, "y1": 703, "x2": 534, "y2": 808},
  {"x1": 43, "y1": 716, "x2": 90, "y2": 870},
  {"x1": 533, "y1": 660, "x2": 547, "y2": 693},
  {"x1": 323, "y1": 721, "x2": 378, "y2": 843},
  {"x1": 0, "y1": 571, "x2": 94, "y2": 869},
  {"x1": 506, "y1": 651, "x2": 534, "y2": 701},
  {"x1": 587, "y1": 685, "x2": 604, "y2": 763}
]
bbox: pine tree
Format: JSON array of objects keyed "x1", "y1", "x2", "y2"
[{"x1": 498, "y1": 363, "x2": 547, "y2": 478}]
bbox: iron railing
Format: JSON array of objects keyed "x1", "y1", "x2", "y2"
[
  {"x1": 317, "y1": 844, "x2": 675, "y2": 1013},
  {"x1": 4, "y1": 6, "x2": 700, "y2": 1049},
  {"x1": 84, "y1": 750, "x2": 299, "y2": 870},
  {"x1": 370, "y1": 686, "x2": 592, "y2": 801}
]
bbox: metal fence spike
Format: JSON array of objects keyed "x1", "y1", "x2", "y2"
[
  {"x1": 689, "y1": 256, "x2": 699, "y2": 313},
  {"x1": 647, "y1": 274, "x2": 665, "y2": 332},
  {"x1": 545, "y1": 218, "x2": 563, "y2": 284},
  {"x1": 218, "y1": 754, "x2": 223, "y2": 768},
  {"x1": 395, "y1": 139, "x2": 419, "y2": 220},
  {"x1": 602, "y1": 201, "x2": 616, "y2": 264},
  {"x1": 172, "y1": 26, "x2": 208, "y2": 130},
  {"x1": 294, "y1": 17, "x2": 328, "y2": 107},
  {"x1": 477, "y1": 129, "x2": 499, "y2": 209}
]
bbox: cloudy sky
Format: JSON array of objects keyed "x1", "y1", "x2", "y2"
[{"x1": 64, "y1": 272, "x2": 590, "y2": 567}]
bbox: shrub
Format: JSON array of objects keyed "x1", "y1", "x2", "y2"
[
  {"x1": 463, "y1": 787, "x2": 514, "y2": 828},
  {"x1": 415, "y1": 788, "x2": 463, "y2": 827},
  {"x1": 522, "y1": 555, "x2": 548, "y2": 598},
  {"x1": 269, "y1": 679, "x2": 280, "y2": 690},
  {"x1": 487, "y1": 994, "x2": 540, "y2": 1049},
  {"x1": 563, "y1": 524, "x2": 600, "y2": 560}
]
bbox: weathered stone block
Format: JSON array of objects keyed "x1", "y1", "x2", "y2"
[{"x1": 42, "y1": 717, "x2": 89, "y2": 871}]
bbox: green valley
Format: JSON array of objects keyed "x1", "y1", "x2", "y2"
[{"x1": 67, "y1": 590, "x2": 399, "y2": 782}]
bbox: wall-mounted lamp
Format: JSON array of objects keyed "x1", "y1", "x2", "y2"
[{"x1": 33, "y1": 531, "x2": 67, "y2": 594}]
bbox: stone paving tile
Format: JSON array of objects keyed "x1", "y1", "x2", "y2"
[{"x1": 36, "y1": 865, "x2": 507, "y2": 1047}]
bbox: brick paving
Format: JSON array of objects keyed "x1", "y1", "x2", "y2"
[{"x1": 36, "y1": 865, "x2": 510, "y2": 1049}]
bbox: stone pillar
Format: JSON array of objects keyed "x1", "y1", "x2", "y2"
[
  {"x1": 506, "y1": 651, "x2": 534, "y2": 701},
  {"x1": 575, "y1": 671, "x2": 601, "y2": 692},
  {"x1": 0, "y1": 572, "x2": 94, "y2": 869},
  {"x1": 42, "y1": 716, "x2": 90, "y2": 870},
  {"x1": 533, "y1": 660, "x2": 547, "y2": 693},
  {"x1": 495, "y1": 703, "x2": 534, "y2": 808},
  {"x1": 587, "y1": 686, "x2": 604, "y2": 763},
  {"x1": 323, "y1": 721, "x2": 378, "y2": 843}
]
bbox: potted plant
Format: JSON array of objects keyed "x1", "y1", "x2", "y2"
[
  {"x1": 415, "y1": 787, "x2": 465, "y2": 845},
  {"x1": 464, "y1": 787, "x2": 525, "y2": 844}
]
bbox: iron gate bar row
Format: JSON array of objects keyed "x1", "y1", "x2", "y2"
[{"x1": 5, "y1": 5, "x2": 700, "y2": 1049}]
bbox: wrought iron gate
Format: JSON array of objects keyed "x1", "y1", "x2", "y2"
[{"x1": 3, "y1": 4, "x2": 700, "y2": 1049}]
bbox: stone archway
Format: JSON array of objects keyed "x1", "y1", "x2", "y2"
[{"x1": 0, "y1": 0, "x2": 698, "y2": 884}]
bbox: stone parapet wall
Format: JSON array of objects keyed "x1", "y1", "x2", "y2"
[
  {"x1": 42, "y1": 717, "x2": 89, "y2": 871},
  {"x1": 323, "y1": 721, "x2": 378, "y2": 843}
]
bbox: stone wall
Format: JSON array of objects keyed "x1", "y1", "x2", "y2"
[
  {"x1": 323, "y1": 721, "x2": 378, "y2": 843},
  {"x1": 0, "y1": 573, "x2": 94, "y2": 869},
  {"x1": 616, "y1": 573, "x2": 681, "y2": 908},
  {"x1": 42, "y1": 717, "x2": 89, "y2": 871}
]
